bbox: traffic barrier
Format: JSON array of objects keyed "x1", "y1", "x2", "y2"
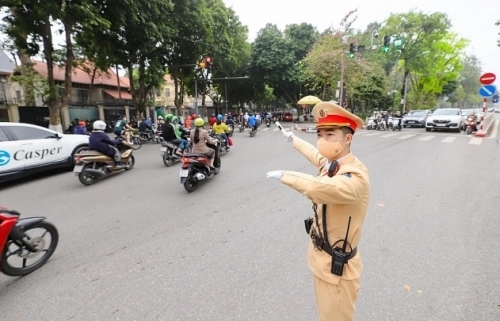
[{"x1": 475, "y1": 113, "x2": 495, "y2": 137}]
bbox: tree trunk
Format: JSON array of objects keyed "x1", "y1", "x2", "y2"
[
  {"x1": 88, "y1": 67, "x2": 97, "y2": 103},
  {"x1": 41, "y1": 16, "x2": 62, "y2": 132},
  {"x1": 116, "y1": 65, "x2": 122, "y2": 100}
]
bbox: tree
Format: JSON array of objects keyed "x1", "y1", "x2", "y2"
[
  {"x1": 250, "y1": 23, "x2": 317, "y2": 111},
  {"x1": 77, "y1": 0, "x2": 174, "y2": 118},
  {"x1": 2, "y1": 0, "x2": 110, "y2": 131},
  {"x1": 380, "y1": 11, "x2": 466, "y2": 109}
]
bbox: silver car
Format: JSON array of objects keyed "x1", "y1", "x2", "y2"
[
  {"x1": 425, "y1": 108, "x2": 462, "y2": 132},
  {"x1": 403, "y1": 110, "x2": 429, "y2": 128}
]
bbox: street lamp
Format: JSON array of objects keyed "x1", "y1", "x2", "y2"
[{"x1": 401, "y1": 51, "x2": 431, "y2": 113}]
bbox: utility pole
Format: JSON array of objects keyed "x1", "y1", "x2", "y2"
[
  {"x1": 194, "y1": 78, "x2": 198, "y2": 116},
  {"x1": 339, "y1": 50, "x2": 345, "y2": 106},
  {"x1": 402, "y1": 72, "x2": 409, "y2": 113}
]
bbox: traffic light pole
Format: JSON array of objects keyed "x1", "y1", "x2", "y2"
[{"x1": 339, "y1": 50, "x2": 345, "y2": 107}]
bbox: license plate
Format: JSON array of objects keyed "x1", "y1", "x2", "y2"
[
  {"x1": 436, "y1": 124, "x2": 446, "y2": 127},
  {"x1": 408, "y1": 121, "x2": 415, "y2": 123},
  {"x1": 161, "y1": 147, "x2": 167, "y2": 152},
  {"x1": 179, "y1": 169, "x2": 189, "y2": 177},
  {"x1": 73, "y1": 165, "x2": 83, "y2": 173}
]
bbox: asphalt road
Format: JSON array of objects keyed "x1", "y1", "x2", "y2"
[{"x1": 1, "y1": 120, "x2": 500, "y2": 321}]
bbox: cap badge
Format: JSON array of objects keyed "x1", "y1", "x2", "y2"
[{"x1": 319, "y1": 109, "x2": 327, "y2": 117}]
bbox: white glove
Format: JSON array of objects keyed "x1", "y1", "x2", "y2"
[
  {"x1": 283, "y1": 131, "x2": 294, "y2": 142},
  {"x1": 266, "y1": 170, "x2": 284, "y2": 180}
]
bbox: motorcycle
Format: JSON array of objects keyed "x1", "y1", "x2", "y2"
[
  {"x1": 249, "y1": 126, "x2": 257, "y2": 137},
  {"x1": 160, "y1": 140, "x2": 187, "y2": 167},
  {"x1": 179, "y1": 141, "x2": 221, "y2": 192},
  {"x1": 465, "y1": 117, "x2": 475, "y2": 135},
  {"x1": 239, "y1": 122, "x2": 245, "y2": 132},
  {"x1": 227, "y1": 124, "x2": 235, "y2": 137},
  {"x1": 266, "y1": 120, "x2": 271, "y2": 127},
  {"x1": 0, "y1": 207, "x2": 59, "y2": 276},
  {"x1": 210, "y1": 133, "x2": 230, "y2": 153},
  {"x1": 139, "y1": 125, "x2": 160, "y2": 144},
  {"x1": 73, "y1": 139, "x2": 135, "y2": 185},
  {"x1": 392, "y1": 118, "x2": 402, "y2": 131}
]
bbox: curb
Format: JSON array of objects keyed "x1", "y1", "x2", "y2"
[{"x1": 475, "y1": 115, "x2": 495, "y2": 137}]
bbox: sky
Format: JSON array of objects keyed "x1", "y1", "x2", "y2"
[{"x1": 223, "y1": 0, "x2": 500, "y2": 86}]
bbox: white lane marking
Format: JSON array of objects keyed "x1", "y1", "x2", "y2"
[
  {"x1": 273, "y1": 128, "x2": 279, "y2": 131},
  {"x1": 262, "y1": 128, "x2": 269, "y2": 131},
  {"x1": 364, "y1": 132, "x2": 382, "y2": 137},
  {"x1": 419, "y1": 135, "x2": 436, "y2": 141},
  {"x1": 468, "y1": 137, "x2": 482, "y2": 145},
  {"x1": 441, "y1": 137, "x2": 456, "y2": 143},
  {"x1": 398, "y1": 134, "x2": 416, "y2": 140},
  {"x1": 489, "y1": 119, "x2": 499, "y2": 139},
  {"x1": 380, "y1": 133, "x2": 398, "y2": 138}
]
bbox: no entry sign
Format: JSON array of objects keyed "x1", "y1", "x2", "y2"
[{"x1": 479, "y1": 73, "x2": 496, "y2": 85}]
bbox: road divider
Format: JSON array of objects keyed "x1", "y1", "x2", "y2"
[{"x1": 475, "y1": 113, "x2": 495, "y2": 137}]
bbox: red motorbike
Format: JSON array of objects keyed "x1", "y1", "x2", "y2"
[
  {"x1": 0, "y1": 207, "x2": 59, "y2": 276},
  {"x1": 464, "y1": 117, "x2": 476, "y2": 135}
]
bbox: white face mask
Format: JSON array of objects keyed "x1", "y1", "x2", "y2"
[{"x1": 317, "y1": 138, "x2": 345, "y2": 160}]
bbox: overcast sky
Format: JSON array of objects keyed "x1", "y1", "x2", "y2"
[{"x1": 223, "y1": 0, "x2": 500, "y2": 86}]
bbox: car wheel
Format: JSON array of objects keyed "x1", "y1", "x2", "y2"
[
  {"x1": 71, "y1": 145, "x2": 89, "y2": 166},
  {"x1": 425, "y1": 128, "x2": 431, "y2": 132}
]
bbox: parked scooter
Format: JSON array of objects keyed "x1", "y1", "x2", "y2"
[
  {"x1": 179, "y1": 141, "x2": 221, "y2": 192},
  {"x1": 0, "y1": 206, "x2": 59, "y2": 276},
  {"x1": 73, "y1": 138, "x2": 135, "y2": 185}
]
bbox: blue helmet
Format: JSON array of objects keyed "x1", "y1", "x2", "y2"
[{"x1": 217, "y1": 114, "x2": 223, "y2": 121}]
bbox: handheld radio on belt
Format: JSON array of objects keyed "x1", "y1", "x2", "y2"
[{"x1": 303, "y1": 160, "x2": 354, "y2": 276}]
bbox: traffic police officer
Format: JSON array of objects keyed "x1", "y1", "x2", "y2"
[{"x1": 266, "y1": 101, "x2": 370, "y2": 321}]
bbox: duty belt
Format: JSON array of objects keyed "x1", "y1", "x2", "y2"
[{"x1": 311, "y1": 229, "x2": 357, "y2": 259}]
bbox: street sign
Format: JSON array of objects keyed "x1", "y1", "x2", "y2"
[
  {"x1": 393, "y1": 39, "x2": 403, "y2": 47},
  {"x1": 479, "y1": 73, "x2": 496, "y2": 85},
  {"x1": 479, "y1": 84, "x2": 496, "y2": 97},
  {"x1": 493, "y1": 94, "x2": 499, "y2": 104}
]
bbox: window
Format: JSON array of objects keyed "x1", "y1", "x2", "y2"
[
  {"x1": 8, "y1": 126, "x2": 55, "y2": 140},
  {"x1": 15, "y1": 91, "x2": 21, "y2": 102},
  {"x1": 77, "y1": 90, "x2": 88, "y2": 103},
  {"x1": 165, "y1": 88, "x2": 171, "y2": 97},
  {"x1": 156, "y1": 89, "x2": 161, "y2": 97},
  {"x1": 433, "y1": 109, "x2": 459, "y2": 116},
  {"x1": 0, "y1": 127, "x2": 9, "y2": 142}
]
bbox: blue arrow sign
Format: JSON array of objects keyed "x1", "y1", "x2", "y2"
[{"x1": 479, "y1": 85, "x2": 496, "y2": 97}]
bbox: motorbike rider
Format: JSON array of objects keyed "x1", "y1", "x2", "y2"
[
  {"x1": 191, "y1": 118, "x2": 218, "y2": 170},
  {"x1": 248, "y1": 113, "x2": 257, "y2": 132},
  {"x1": 265, "y1": 113, "x2": 272, "y2": 123},
  {"x1": 139, "y1": 117, "x2": 154, "y2": 137},
  {"x1": 114, "y1": 115, "x2": 135, "y2": 144},
  {"x1": 89, "y1": 120, "x2": 126, "y2": 168},
  {"x1": 172, "y1": 115, "x2": 190, "y2": 151},
  {"x1": 212, "y1": 115, "x2": 230, "y2": 148},
  {"x1": 209, "y1": 114, "x2": 217, "y2": 128},
  {"x1": 392, "y1": 111, "x2": 402, "y2": 129},
  {"x1": 161, "y1": 114, "x2": 189, "y2": 156},
  {"x1": 467, "y1": 111, "x2": 478, "y2": 132},
  {"x1": 74, "y1": 121, "x2": 88, "y2": 135},
  {"x1": 243, "y1": 112, "x2": 249, "y2": 126}
]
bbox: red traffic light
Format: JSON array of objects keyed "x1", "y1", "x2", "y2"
[{"x1": 205, "y1": 56, "x2": 212, "y2": 63}]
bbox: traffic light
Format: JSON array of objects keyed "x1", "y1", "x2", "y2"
[
  {"x1": 197, "y1": 56, "x2": 213, "y2": 69},
  {"x1": 382, "y1": 36, "x2": 390, "y2": 53},
  {"x1": 348, "y1": 43, "x2": 355, "y2": 59}
]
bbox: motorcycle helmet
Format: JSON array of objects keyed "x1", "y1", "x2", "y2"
[
  {"x1": 194, "y1": 118, "x2": 205, "y2": 127},
  {"x1": 172, "y1": 116, "x2": 178, "y2": 123},
  {"x1": 158, "y1": 116, "x2": 164, "y2": 120},
  {"x1": 166, "y1": 114, "x2": 173, "y2": 120},
  {"x1": 93, "y1": 120, "x2": 106, "y2": 131},
  {"x1": 217, "y1": 114, "x2": 223, "y2": 121}
]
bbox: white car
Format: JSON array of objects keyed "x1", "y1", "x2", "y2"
[
  {"x1": 425, "y1": 108, "x2": 462, "y2": 133},
  {"x1": 0, "y1": 122, "x2": 89, "y2": 183}
]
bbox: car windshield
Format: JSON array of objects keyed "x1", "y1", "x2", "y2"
[
  {"x1": 410, "y1": 111, "x2": 427, "y2": 116},
  {"x1": 461, "y1": 110, "x2": 472, "y2": 116},
  {"x1": 433, "y1": 109, "x2": 459, "y2": 116}
]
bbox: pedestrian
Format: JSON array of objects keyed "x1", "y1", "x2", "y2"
[{"x1": 266, "y1": 101, "x2": 370, "y2": 321}]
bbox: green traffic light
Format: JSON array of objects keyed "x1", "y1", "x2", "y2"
[
  {"x1": 348, "y1": 53, "x2": 355, "y2": 59},
  {"x1": 382, "y1": 46, "x2": 390, "y2": 53}
]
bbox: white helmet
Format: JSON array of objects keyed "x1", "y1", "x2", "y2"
[{"x1": 93, "y1": 120, "x2": 106, "y2": 131}]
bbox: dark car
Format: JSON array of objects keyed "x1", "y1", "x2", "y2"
[
  {"x1": 283, "y1": 113, "x2": 293, "y2": 122},
  {"x1": 403, "y1": 110, "x2": 430, "y2": 128}
]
